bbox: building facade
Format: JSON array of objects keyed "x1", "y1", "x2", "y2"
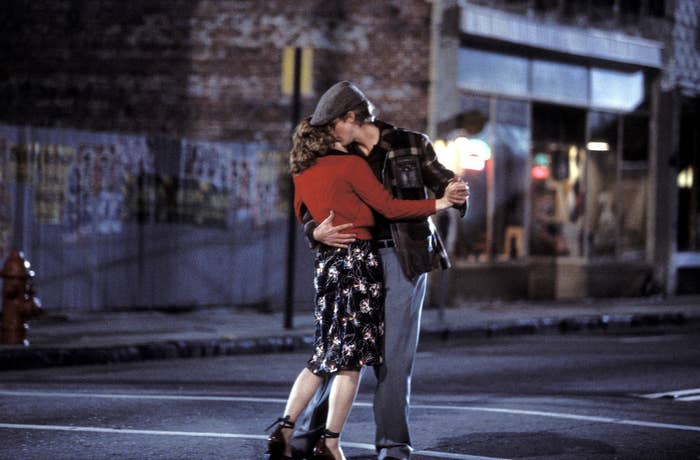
[
  {"x1": 0, "y1": 0, "x2": 697, "y2": 311},
  {"x1": 0, "y1": 0, "x2": 434, "y2": 311},
  {"x1": 430, "y1": 0, "x2": 700, "y2": 301}
]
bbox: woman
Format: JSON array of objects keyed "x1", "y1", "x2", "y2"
[{"x1": 267, "y1": 120, "x2": 465, "y2": 460}]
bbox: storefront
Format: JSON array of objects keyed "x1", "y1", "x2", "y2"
[{"x1": 431, "y1": 3, "x2": 664, "y2": 300}]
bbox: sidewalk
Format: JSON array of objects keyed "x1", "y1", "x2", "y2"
[{"x1": 1, "y1": 295, "x2": 699, "y2": 371}]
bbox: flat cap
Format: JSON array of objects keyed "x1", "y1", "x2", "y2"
[{"x1": 310, "y1": 81, "x2": 369, "y2": 126}]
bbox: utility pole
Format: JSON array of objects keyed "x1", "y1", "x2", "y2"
[{"x1": 282, "y1": 47, "x2": 312, "y2": 329}]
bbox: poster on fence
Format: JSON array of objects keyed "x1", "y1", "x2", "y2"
[
  {"x1": 32, "y1": 143, "x2": 75, "y2": 225},
  {"x1": 0, "y1": 124, "x2": 287, "y2": 242},
  {"x1": 62, "y1": 136, "x2": 152, "y2": 239}
]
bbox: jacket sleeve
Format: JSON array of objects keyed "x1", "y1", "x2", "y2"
[
  {"x1": 347, "y1": 157, "x2": 436, "y2": 220},
  {"x1": 418, "y1": 134, "x2": 469, "y2": 218}
]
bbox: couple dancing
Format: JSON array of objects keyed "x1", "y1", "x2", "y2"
[{"x1": 267, "y1": 81, "x2": 469, "y2": 460}]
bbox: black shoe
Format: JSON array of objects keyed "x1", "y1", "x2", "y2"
[
  {"x1": 266, "y1": 415, "x2": 295, "y2": 460},
  {"x1": 311, "y1": 429, "x2": 340, "y2": 460}
]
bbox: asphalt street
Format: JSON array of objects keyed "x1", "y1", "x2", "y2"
[{"x1": 0, "y1": 325, "x2": 699, "y2": 460}]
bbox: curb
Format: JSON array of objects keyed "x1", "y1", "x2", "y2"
[
  {"x1": 0, "y1": 335, "x2": 314, "y2": 371},
  {"x1": 1, "y1": 311, "x2": 698, "y2": 371},
  {"x1": 422, "y1": 311, "x2": 697, "y2": 340}
]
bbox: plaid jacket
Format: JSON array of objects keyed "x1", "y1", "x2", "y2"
[
  {"x1": 303, "y1": 120, "x2": 468, "y2": 280},
  {"x1": 372, "y1": 120, "x2": 466, "y2": 279}
]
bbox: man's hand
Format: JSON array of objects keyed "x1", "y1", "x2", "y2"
[
  {"x1": 313, "y1": 211, "x2": 356, "y2": 248},
  {"x1": 445, "y1": 178, "x2": 469, "y2": 205}
]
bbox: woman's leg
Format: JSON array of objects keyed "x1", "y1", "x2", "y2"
[
  {"x1": 324, "y1": 370, "x2": 361, "y2": 459},
  {"x1": 279, "y1": 368, "x2": 324, "y2": 455}
]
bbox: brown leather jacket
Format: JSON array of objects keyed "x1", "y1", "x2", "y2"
[{"x1": 303, "y1": 120, "x2": 468, "y2": 280}]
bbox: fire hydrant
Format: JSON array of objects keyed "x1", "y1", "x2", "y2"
[{"x1": 1, "y1": 251, "x2": 42, "y2": 346}]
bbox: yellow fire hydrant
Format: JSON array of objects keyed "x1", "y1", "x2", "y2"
[{"x1": 1, "y1": 251, "x2": 42, "y2": 346}]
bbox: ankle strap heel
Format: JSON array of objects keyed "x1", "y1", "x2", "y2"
[
  {"x1": 265, "y1": 415, "x2": 295, "y2": 431},
  {"x1": 312, "y1": 429, "x2": 341, "y2": 459},
  {"x1": 322, "y1": 429, "x2": 340, "y2": 439},
  {"x1": 266, "y1": 415, "x2": 295, "y2": 460}
]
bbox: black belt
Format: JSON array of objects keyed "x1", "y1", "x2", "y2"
[{"x1": 373, "y1": 239, "x2": 395, "y2": 249}]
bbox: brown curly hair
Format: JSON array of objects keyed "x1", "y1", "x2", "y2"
[{"x1": 289, "y1": 119, "x2": 337, "y2": 174}]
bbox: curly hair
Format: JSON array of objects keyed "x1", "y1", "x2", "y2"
[{"x1": 289, "y1": 119, "x2": 336, "y2": 174}]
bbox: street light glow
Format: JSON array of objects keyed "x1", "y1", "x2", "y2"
[
  {"x1": 678, "y1": 166, "x2": 694, "y2": 189},
  {"x1": 435, "y1": 136, "x2": 491, "y2": 172},
  {"x1": 586, "y1": 141, "x2": 610, "y2": 151}
]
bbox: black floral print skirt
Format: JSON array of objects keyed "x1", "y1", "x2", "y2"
[{"x1": 307, "y1": 240, "x2": 385, "y2": 375}]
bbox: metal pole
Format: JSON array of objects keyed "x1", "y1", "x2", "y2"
[{"x1": 284, "y1": 47, "x2": 302, "y2": 329}]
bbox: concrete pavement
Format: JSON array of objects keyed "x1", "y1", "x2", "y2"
[{"x1": 1, "y1": 295, "x2": 699, "y2": 371}]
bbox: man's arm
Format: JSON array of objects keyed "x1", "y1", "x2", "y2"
[
  {"x1": 419, "y1": 134, "x2": 469, "y2": 217},
  {"x1": 302, "y1": 209, "x2": 356, "y2": 249}
]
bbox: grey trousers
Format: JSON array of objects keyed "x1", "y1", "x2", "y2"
[{"x1": 291, "y1": 248, "x2": 426, "y2": 460}]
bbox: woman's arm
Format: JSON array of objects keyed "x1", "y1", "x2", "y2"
[{"x1": 346, "y1": 157, "x2": 454, "y2": 219}]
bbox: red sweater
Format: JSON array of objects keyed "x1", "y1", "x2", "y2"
[{"x1": 293, "y1": 153, "x2": 436, "y2": 240}]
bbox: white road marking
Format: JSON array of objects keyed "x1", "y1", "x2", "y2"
[
  {"x1": 0, "y1": 390, "x2": 287, "y2": 404},
  {"x1": 1, "y1": 389, "x2": 699, "y2": 434},
  {"x1": 0, "y1": 423, "x2": 508, "y2": 460},
  {"x1": 638, "y1": 387, "x2": 700, "y2": 399},
  {"x1": 677, "y1": 395, "x2": 700, "y2": 402},
  {"x1": 0, "y1": 422, "x2": 267, "y2": 439},
  {"x1": 410, "y1": 404, "x2": 700, "y2": 432}
]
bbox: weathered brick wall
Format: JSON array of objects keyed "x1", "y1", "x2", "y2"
[
  {"x1": 0, "y1": 0, "x2": 432, "y2": 146},
  {"x1": 663, "y1": 0, "x2": 700, "y2": 95}
]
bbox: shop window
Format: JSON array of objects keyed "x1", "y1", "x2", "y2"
[
  {"x1": 586, "y1": 111, "x2": 619, "y2": 257},
  {"x1": 677, "y1": 97, "x2": 700, "y2": 251},
  {"x1": 586, "y1": 148, "x2": 617, "y2": 257},
  {"x1": 585, "y1": 110, "x2": 649, "y2": 260},
  {"x1": 621, "y1": 113, "x2": 648, "y2": 258},
  {"x1": 435, "y1": 93, "x2": 493, "y2": 261},
  {"x1": 620, "y1": 168, "x2": 647, "y2": 256},
  {"x1": 494, "y1": 98, "x2": 529, "y2": 260},
  {"x1": 530, "y1": 104, "x2": 586, "y2": 257},
  {"x1": 622, "y1": 114, "x2": 649, "y2": 162}
]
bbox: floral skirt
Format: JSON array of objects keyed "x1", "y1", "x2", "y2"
[{"x1": 307, "y1": 240, "x2": 385, "y2": 375}]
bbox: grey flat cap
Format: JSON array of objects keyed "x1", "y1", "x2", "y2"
[{"x1": 310, "y1": 81, "x2": 369, "y2": 126}]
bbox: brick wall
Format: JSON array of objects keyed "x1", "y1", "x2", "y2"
[
  {"x1": 0, "y1": 0, "x2": 432, "y2": 146},
  {"x1": 664, "y1": 0, "x2": 700, "y2": 95}
]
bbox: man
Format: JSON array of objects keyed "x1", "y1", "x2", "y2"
[{"x1": 292, "y1": 81, "x2": 468, "y2": 460}]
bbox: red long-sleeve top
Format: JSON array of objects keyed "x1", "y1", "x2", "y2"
[{"x1": 293, "y1": 152, "x2": 436, "y2": 240}]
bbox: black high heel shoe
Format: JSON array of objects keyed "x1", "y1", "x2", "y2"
[
  {"x1": 266, "y1": 415, "x2": 295, "y2": 460},
  {"x1": 312, "y1": 429, "x2": 340, "y2": 460}
]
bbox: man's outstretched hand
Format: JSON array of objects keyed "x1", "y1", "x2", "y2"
[{"x1": 312, "y1": 211, "x2": 356, "y2": 248}]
